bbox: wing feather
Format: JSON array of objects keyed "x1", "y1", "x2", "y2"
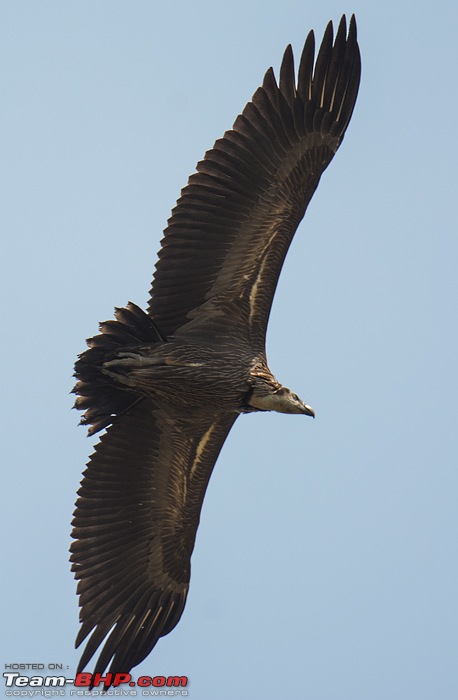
[
  {"x1": 71, "y1": 401, "x2": 237, "y2": 678},
  {"x1": 148, "y1": 15, "x2": 361, "y2": 346}
]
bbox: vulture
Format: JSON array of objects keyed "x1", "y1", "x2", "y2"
[{"x1": 71, "y1": 15, "x2": 361, "y2": 682}]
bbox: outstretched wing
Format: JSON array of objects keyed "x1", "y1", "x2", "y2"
[
  {"x1": 71, "y1": 400, "x2": 237, "y2": 677},
  {"x1": 148, "y1": 15, "x2": 361, "y2": 347}
]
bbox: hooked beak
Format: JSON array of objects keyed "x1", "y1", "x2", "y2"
[{"x1": 303, "y1": 404, "x2": 315, "y2": 418}]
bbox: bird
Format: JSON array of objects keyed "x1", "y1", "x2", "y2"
[{"x1": 71, "y1": 15, "x2": 361, "y2": 683}]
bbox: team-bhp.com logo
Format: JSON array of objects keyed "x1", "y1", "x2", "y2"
[{"x1": 3, "y1": 671, "x2": 188, "y2": 695}]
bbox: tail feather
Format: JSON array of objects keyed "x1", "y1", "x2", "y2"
[{"x1": 73, "y1": 302, "x2": 164, "y2": 436}]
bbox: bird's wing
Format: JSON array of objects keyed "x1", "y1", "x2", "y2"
[
  {"x1": 148, "y1": 15, "x2": 361, "y2": 348},
  {"x1": 71, "y1": 400, "x2": 237, "y2": 678}
]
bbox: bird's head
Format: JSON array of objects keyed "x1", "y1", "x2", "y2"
[{"x1": 248, "y1": 381, "x2": 315, "y2": 417}]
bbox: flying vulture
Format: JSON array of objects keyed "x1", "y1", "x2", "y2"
[{"x1": 71, "y1": 15, "x2": 361, "y2": 682}]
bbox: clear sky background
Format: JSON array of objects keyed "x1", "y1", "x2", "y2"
[{"x1": 1, "y1": 1, "x2": 457, "y2": 698}]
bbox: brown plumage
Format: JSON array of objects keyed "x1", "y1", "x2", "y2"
[{"x1": 71, "y1": 15, "x2": 361, "y2": 683}]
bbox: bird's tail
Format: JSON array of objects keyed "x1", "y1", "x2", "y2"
[{"x1": 73, "y1": 302, "x2": 165, "y2": 435}]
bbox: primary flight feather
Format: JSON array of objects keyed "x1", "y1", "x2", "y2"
[{"x1": 71, "y1": 15, "x2": 361, "y2": 681}]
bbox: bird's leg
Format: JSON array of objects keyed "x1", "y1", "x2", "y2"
[
  {"x1": 101, "y1": 347, "x2": 170, "y2": 391},
  {"x1": 103, "y1": 351, "x2": 164, "y2": 369}
]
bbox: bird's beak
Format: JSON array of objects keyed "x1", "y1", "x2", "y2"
[{"x1": 303, "y1": 404, "x2": 315, "y2": 418}]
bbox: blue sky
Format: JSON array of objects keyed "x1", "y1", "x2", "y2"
[{"x1": 1, "y1": 1, "x2": 457, "y2": 698}]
